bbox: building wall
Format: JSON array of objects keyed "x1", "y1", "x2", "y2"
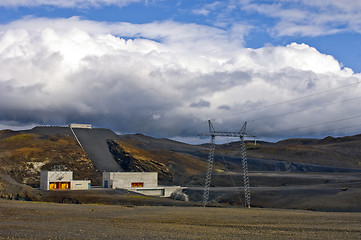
[
  {"x1": 134, "y1": 188, "x2": 165, "y2": 196},
  {"x1": 69, "y1": 124, "x2": 92, "y2": 129},
  {"x1": 40, "y1": 171, "x2": 49, "y2": 190},
  {"x1": 40, "y1": 171, "x2": 73, "y2": 190},
  {"x1": 103, "y1": 172, "x2": 158, "y2": 189},
  {"x1": 47, "y1": 171, "x2": 73, "y2": 182},
  {"x1": 71, "y1": 180, "x2": 91, "y2": 190},
  {"x1": 40, "y1": 171, "x2": 91, "y2": 190}
]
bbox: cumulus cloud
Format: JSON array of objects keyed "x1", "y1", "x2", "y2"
[{"x1": 0, "y1": 17, "x2": 360, "y2": 141}]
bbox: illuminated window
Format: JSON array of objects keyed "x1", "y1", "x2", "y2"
[{"x1": 131, "y1": 182, "x2": 144, "y2": 187}]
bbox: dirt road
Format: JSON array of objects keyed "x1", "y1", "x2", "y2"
[{"x1": 0, "y1": 199, "x2": 360, "y2": 239}]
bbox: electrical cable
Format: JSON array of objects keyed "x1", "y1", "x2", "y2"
[
  {"x1": 248, "y1": 95, "x2": 361, "y2": 123},
  {"x1": 210, "y1": 81, "x2": 361, "y2": 132},
  {"x1": 227, "y1": 81, "x2": 360, "y2": 135},
  {"x1": 262, "y1": 115, "x2": 361, "y2": 136},
  {"x1": 223, "y1": 81, "x2": 361, "y2": 121},
  {"x1": 331, "y1": 123, "x2": 361, "y2": 132},
  {"x1": 215, "y1": 142, "x2": 244, "y2": 206}
]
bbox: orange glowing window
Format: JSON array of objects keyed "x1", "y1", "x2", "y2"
[
  {"x1": 131, "y1": 182, "x2": 144, "y2": 187},
  {"x1": 49, "y1": 182, "x2": 57, "y2": 190},
  {"x1": 49, "y1": 182, "x2": 70, "y2": 190},
  {"x1": 60, "y1": 182, "x2": 70, "y2": 189}
]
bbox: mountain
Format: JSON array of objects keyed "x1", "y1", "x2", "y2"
[
  {"x1": 0, "y1": 126, "x2": 361, "y2": 211},
  {"x1": 1, "y1": 127, "x2": 361, "y2": 188},
  {"x1": 0, "y1": 129, "x2": 102, "y2": 189},
  {"x1": 220, "y1": 135, "x2": 361, "y2": 169}
]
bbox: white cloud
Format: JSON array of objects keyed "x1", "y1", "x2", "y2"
[
  {"x1": 192, "y1": 0, "x2": 361, "y2": 37},
  {"x1": 0, "y1": 17, "x2": 360, "y2": 140},
  {"x1": 192, "y1": 9, "x2": 210, "y2": 16},
  {"x1": 0, "y1": 0, "x2": 144, "y2": 8},
  {"x1": 192, "y1": 1, "x2": 221, "y2": 16},
  {"x1": 241, "y1": 0, "x2": 361, "y2": 36}
]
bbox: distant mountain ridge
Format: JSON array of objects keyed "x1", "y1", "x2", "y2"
[
  {"x1": 1, "y1": 126, "x2": 361, "y2": 211},
  {"x1": 0, "y1": 126, "x2": 360, "y2": 188}
]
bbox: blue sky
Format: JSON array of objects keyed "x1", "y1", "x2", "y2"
[
  {"x1": 0, "y1": 0, "x2": 361, "y2": 142},
  {"x1": 1, "y1": 1, "x2": 360, "y2": 72}
]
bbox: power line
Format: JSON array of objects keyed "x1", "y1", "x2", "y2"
[
  {"x1": 213, "y1": 81, "x2": 361, "y2": 131},
  {"x1": 259, "y1": 115, "x2": 361, "y2": 137},
  {"x1": 332, "y1": 123, "x2": 361, "y2": 132},
  {"x1": 199, "y1": 120, "x2": 253, "y2": 208},
  {"x1": 248, "y1": 95, "x2": 361, "y2": 123},
  {"x1": 172, "y1": 81, "x2": 360, "y2": 142},
  {"x1": 215, "y1": 143, "x2": 244, "y2": 206},
  {"x1": 228, "y1": 81, "x2": 360, "y2": 119}
]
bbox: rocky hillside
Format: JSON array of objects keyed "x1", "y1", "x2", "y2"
[
  {"x1": 0, "y1": 130, "x2": 102, "y2": 190},
  {"x1": 1, "y1": 128, "x2": 360, "y2": 191},
  {"x1": 107, "y1": 138, "x2": 225, "y2": 186},
  {"x1": 1, "y1": 127, "x2": 361, "y2": 211}
]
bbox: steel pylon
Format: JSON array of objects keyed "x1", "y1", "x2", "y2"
[{"x1": 199, "y1": 120, "x2": 255, "y2": 208}]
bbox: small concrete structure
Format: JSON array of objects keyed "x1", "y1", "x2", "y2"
[
  {"x1": 40, "y1": 171, "x2": 91, "y2": 190},
  {"x1": 103, "y1": 172, "x2": 184, "y2": 197},
  {"x1": 68, "y1": 124, "x2": 92, "y2": 129}
]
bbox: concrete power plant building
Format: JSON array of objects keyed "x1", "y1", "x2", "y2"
[
  {"x1": 103, "y1": 172, "x2": 184, "y2": 197},
  {"x1": 40, "y1": 171, "x2": 91, "y2": 190}
]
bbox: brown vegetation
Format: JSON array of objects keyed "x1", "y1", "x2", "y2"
[
  {"x1": 0, "y1": 130, "x2": 102, "y2": 189},
  {"x1": 1, "y1": 128, "x2": 361, "y2": 212}
]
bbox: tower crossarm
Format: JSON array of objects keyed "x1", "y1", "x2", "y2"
[
  {"x1": 198, "y1": 120, "x2": 256, "y2": 208},
  {"x1": 199, "y1": 131, "x2": 255, "y2": 138}
]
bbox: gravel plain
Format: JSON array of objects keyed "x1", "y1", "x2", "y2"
[{"x1": 0, "y1": 199, "x2": 360, "y2": 239}]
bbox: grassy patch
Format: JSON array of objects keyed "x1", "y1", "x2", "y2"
[
  {"x1": 13, "y1": 147, "x2": 44, "y2": 157},
  {"x1": 2, "y1": 134, "x2": 35, "y2": 142}
]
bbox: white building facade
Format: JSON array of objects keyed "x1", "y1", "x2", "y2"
[
  {"x1": 40, "y1": 171, "x2": 91, "y2": 190},
  {"x1": 103, "y1": 172, "x2": 184, "y2": 197}
]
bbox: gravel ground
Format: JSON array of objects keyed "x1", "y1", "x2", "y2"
[{"x1": 0, "y1": 199, "x2": 360, "y2": 239}]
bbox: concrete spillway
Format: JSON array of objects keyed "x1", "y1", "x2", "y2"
[
  {"x1": 26, "y1": 126, "x2": 123, "y2": 172},
  {"x1": 71, "y1": 128, "x2": 122, "y2": 172}
]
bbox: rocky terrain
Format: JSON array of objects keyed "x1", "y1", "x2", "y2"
[
  {"x1": 0, "y1": 127, "x2": 360, "y2": 211},
  {"x1": 0, "y1": 199, "x2": 360, "y2": 239},
  {"x1": 0, "y1": 129, "x2": 102, "y2": 190}
]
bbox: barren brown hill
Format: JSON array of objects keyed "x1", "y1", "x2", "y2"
[
  {"x1": 0, "y1": 130, "x2": 102, "y2": 191},
  {"x1": 218, "y1": 134, "x2": 361, "y2": 169},
  {"x1": 107, "y1": 138, "x2": 225, "y2": 186},
  {"x1": 1, "y1": 127, "x2": 361, "y2": 212}
]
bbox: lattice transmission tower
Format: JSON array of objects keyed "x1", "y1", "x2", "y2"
[{"x1": 199, "y1": 120, "x2": 255, "y2": 208}]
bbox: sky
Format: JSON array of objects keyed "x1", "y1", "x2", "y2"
[{"x1": 0, "y1": 0, "x2": 361, "y2": 143}]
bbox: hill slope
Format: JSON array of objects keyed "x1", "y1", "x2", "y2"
[
  {"x1": 219, "y1": 135, "x2": 361, "y2": 169},
  {"x1": 0, "y1": 130, "x2": 102, "y2": 189},
  {"x1": 1, "y1": 127, "x2": 361, "y2": 211}
]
